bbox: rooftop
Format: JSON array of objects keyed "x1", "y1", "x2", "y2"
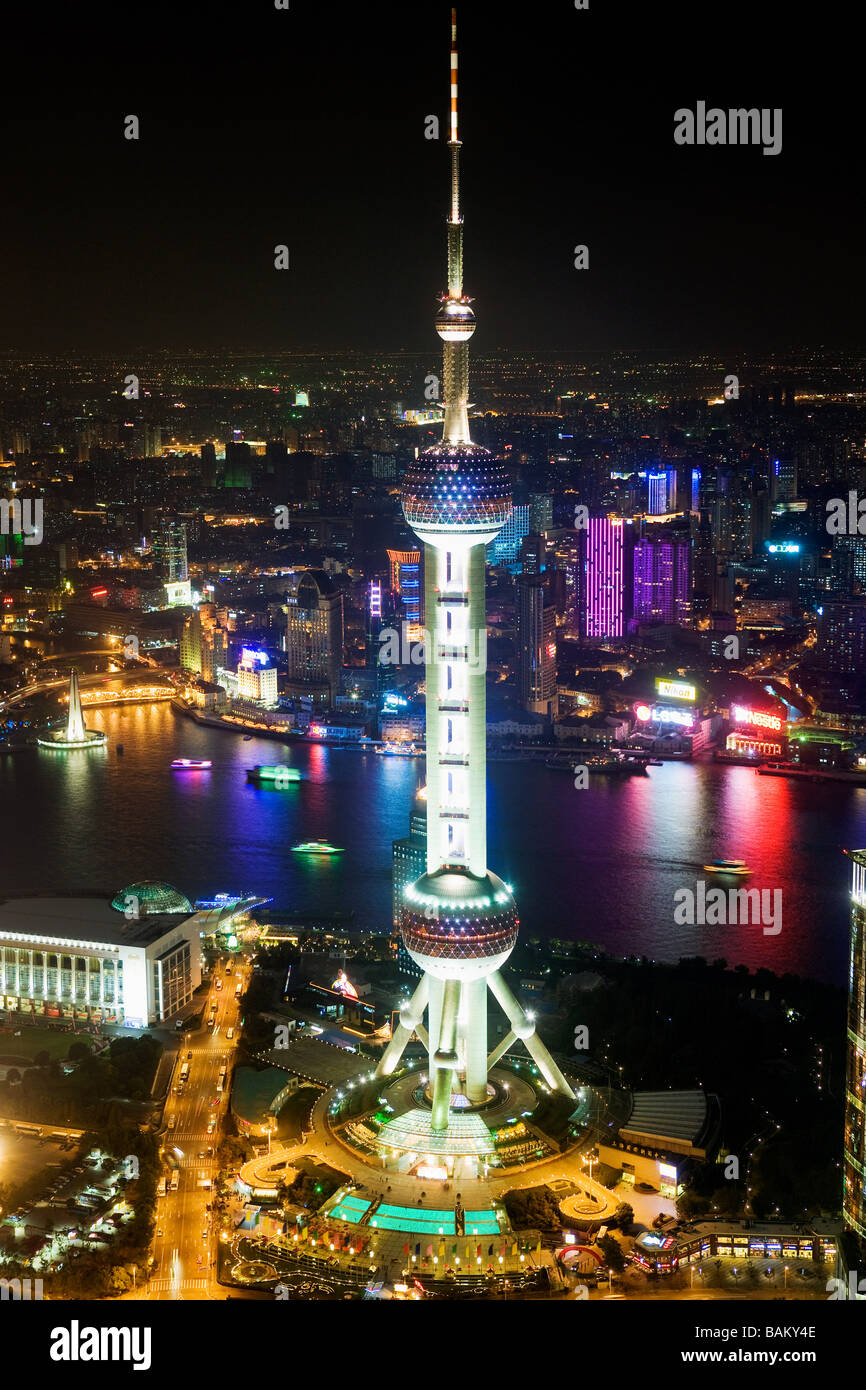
[
  {"x1": 0, "y1": 896, "x2": 194, "y2": 950},
  {"x1": 620, "y1": 1090, "x2": 709, "y2": 1149}
]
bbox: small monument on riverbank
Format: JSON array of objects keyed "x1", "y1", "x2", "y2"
[{"x1": 37, "y1": 668, "x2": 107, "y2": 750}]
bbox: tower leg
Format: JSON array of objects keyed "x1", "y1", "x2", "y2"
[
  {"x1": 487, "y1": 1029, "x2": 518, "y2": 1071},
  {"x1": 374, "y1": 975, "x2": 429, "y2": 1080},
  {"x1": 427, "y1": 974, "x2": 444, "y2": 1082},
  {"x1": 487, "y1": 970, "x2": 575, "y2": 1100},
  {"x1": 431, "y1": 978, "x2": 461, "y2": 1132},
  {"x1": 463, "y1": 976, "x2": 488, "y2": 1103}
]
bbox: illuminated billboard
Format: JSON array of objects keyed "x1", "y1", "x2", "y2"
[
  {"x1": 731, "y1": 704, "x2": 783, "y2": 732},
  {"x1": 767, "y1": 542, "x2": 800, "y2": 554},
  {"x1": 656, "y1": 678, "x2": 696, "y2": 702},
  {"x1": 635, "y1": 703, "x2": 694, "y2": 728}
]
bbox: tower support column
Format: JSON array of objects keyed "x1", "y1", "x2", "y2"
[
  {"x1": 374, "y1": 974, "x2": 429, "y2": 1080},
  {"x1": 463, "y1": 976, "x2": 488, "y2": 1102},
  {"x1": 431, "y1": 978, "x2": 461, "y2": 1131},
  {"x1": 487, "y1": 970, "x2": 575, "y2": 1100}
]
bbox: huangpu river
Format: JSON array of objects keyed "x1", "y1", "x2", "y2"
[{"x1": 2, "y1": 701, "x2": 864, "y2": 986}]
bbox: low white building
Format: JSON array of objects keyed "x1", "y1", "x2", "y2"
[{"x1": 0, "y1": 883, "x2": 204, "y2": 1028}]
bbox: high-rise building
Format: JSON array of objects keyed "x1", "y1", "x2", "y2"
[
  {"x1": 552, "y1": 531, "x2": 582, "y2": 635},
  {"x1": 180, "y1": 610, "x2": 203, "y2": 673},
  {"x1": 832, "y1": 536, "x2": 866, "y2": 598},
  {"x1": 375, "y1": 11, "x2": 573, "y2": 1146},
  {"x1": 633, "y1": 534, "x2": 692, "y2": 628},
  {"x1": 647, "y1": 471, "x2": 667, "y2": 516},
  {"x1": 582, "y1": 515, "x2": 631, "y2": 640},
  {"x1": 487, "y1": 501, "x2": 528, "y2": 565},
  {"x1": 517, "y1": 574, "x2": 556, "y2": 714},
  {"x1": 529, "y1": 491, "x2": 553, "y2": 535},
  {"x1": 285, "y1": 569, "x2": 344, "y2": 705},
  {"x1": 843, "y1": 850, "x2": 866, "y2": 1240},
  {"x1": 818, "y1": 599, "x2": 866, "y2": 676},
  {"x1": 153, "y1": 517, "x2": 188, "y2": 585},
  {"x1": 771, "y1": 454, "x2": 798, "y2": 503},
  {"x1": 519, "y1": 531, "x2": 546, "y2": 575},
  {"x1": 386, "y1": 547, "x2": 423, "y2": 630},
  {"x1": 199, "y1": 441, "x2": 217, "y2": 486}
]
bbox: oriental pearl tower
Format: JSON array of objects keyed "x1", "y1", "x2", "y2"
[{"x1": 375, "y1": 9, "x2": 573, "y2": 1140}]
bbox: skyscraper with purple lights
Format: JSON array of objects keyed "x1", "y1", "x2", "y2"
[
  {"x1": 583, "y1": 515, "x2": 630, "y2": 639},
  {"x1": 633, "y1": 534, "x2": 692, "y2": 627}
]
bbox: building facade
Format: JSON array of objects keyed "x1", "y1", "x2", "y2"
[
  {"x1": 0, "y1": 885, "x2": 203, "y2": 1028},
  {"x1": 285, "y1": 569, "x2": 344, "y2": 705}
]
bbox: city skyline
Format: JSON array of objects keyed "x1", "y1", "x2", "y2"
[{"x1": 0, "y1": 0, "x2": 863, "y2": 1332}]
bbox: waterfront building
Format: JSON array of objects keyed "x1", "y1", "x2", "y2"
[{"x1": 0, "y1": 883, "x2": 202, "y2": 1027}]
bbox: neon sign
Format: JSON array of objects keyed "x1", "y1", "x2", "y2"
[
  {"x1": 767, "y1": 543, "x2": 800, "y2": 554},
  {"x1": 656, "y1": 679, "x2": 696, "y2": 702},
  {"x1": 241, "y1": 647, "x2": 269, "y2": 667},
  {"x1": 732, "y1": 704, "x2": 782, "y2": 732},
  {"x1": 635, "y1": 704, "x2": 694, "y2": 728},
  {"x1": 331, "y1": 970, "x2": 358, "y2": 999},
  {"x1": 652, "y1": 706, "x2": 694, "y2": 727}
]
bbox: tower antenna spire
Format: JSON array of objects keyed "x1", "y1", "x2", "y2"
[
  {"x1": 438, "y1": 6, "x2": 474, "y2": 443},
  {"x1": 450, "y1": 6, "x2": 459, "y2": 149}
]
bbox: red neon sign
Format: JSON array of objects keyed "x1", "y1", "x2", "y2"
[{"x1": 732, "y1": 704, "x2": 782, "y2": 732}]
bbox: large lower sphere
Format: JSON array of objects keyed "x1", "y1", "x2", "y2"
[{"x1": 401, "y1": 867, "x2": 519, "y2": 982}]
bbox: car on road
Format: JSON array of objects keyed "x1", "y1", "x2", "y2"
[
  {"x1": 187, "y1": 1050, "x2": 192, "y2": 1059},
  {"x1": 207, "y1": 1121, "x2": 215, "y2": 1133},
  {"x1": 157, "y1": 1230, "x2": 164, "y2": 1238},
  {"x1": 226, "y1": 1028, "x2": 234, "y2": 1040},
  {"x1": 202, "y1": 1228, "x2": 208, "y2": 1241}
]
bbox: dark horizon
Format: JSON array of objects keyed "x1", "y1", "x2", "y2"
[{"x1": 1, "y1": 1, "x2": 861, "y2": 355}]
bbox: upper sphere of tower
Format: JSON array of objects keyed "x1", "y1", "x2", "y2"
[
  {"x1": 402, "y1": 443, "x2": 512, "y2": 536},
  {"x1": 435, "y1": 298, "x2": 476, "y2": 342}
]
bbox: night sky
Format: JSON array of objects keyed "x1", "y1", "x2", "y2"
[{"x1": 2, "y1": 0, "x2": 860, "y2": 354}]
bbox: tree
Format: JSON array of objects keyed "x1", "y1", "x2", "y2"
[
  {"x1": 6, "y1": 1068, "x2": 20, "y2": 1084},
  {"x1": 597, "y1": 1234, "x2": 626, "y2": 1272},
  {"x1": 613, "y1": 1201, "x2": 635, "y2": 1233}
]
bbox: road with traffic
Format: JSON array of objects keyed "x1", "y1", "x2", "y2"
[{"x1": 131, "y1": 957, "x2": 251, "y2": 1301}]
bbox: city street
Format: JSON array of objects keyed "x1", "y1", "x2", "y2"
[{"x1": 128, "y1": 956, "x2": 251, "y2": 1301}]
